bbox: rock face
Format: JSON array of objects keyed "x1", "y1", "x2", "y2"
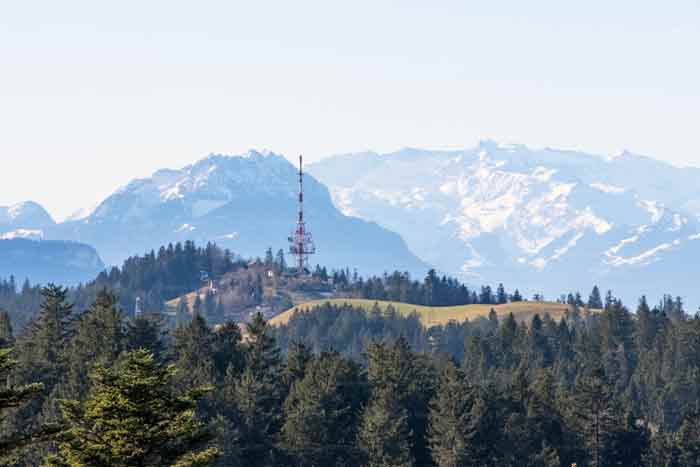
[
  {"x1": 309, "y1": 142, "x2": 700, "y2": 306},
  {"x1": 0, "y1": 238, "x2": 104, "y2": 285},
  {"x1": 49, "y1": 151, "x2": 428, "y2": 276}
]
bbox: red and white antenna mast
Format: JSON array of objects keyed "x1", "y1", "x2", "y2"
[{"x1": 288, "y1": 155, "x2": 316, "y2": 274}]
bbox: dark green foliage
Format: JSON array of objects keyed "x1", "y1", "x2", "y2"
[
  {"x1": 589, "y1": 286, "x2": 603, "y2": 309},
  {"x1": 281, "y1": 351, "x2": 364, "y2": 466},
  {"x1": 334, "y1": 270, "x2": 497, "y2": 307},
  {"x1": 217, "y1": 313, "x2": 282, "y2": 467},
  {"x1": 0, "y1": 242, "x2": 244, "y2": 332},
  {"x1": 428, "y1": 361, "x2": 475, "y2": 467},
  {"x1": 2, "y1": 260, "x2": 700, "y2": 467},
  {"x1": 43, "y1": 349, "x2": 217, "y2": 467},
  {"x1": 126, "y1": 313, "x2": 167, "y2": 361},
  {"x1": 0, "y1": 312, "x2": 13, "y2": 348},
  {"x1": 171, "y1": 314, "x2": 217, "y2": 392},
  {"x1": 11, "y1": 285, "x2": 74, "y2": 437},
  {"x1": 0, "y1": 348, "x2": 50, "y2": 460},
  {"x1": 360, "y1": 338, "x2": 435, "y2": 467},
  {"x1": 359, "y1": 385, "x2": 414, "y2": 467},
  {"x1": 61, "y1": 290, "x2": 125, "y2": 401}
]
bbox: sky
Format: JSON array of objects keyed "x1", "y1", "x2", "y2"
[{"x1": 1, "y1": 0, "x2": 699, "y2": 220}]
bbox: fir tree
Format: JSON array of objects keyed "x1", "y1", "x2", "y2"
[
  {"x1": 282, "y1": 341, "x2": 314, "y2": 393},
  {"x1": 0, "y1": 348, "x2": 52, "y2": 460},
  {"x1": 171, "y1": 314, "x2": 217, "y2": 392},
  {"x1": 675, "y1": 405, "x2": 700, "y2": 467},
  {"x1": 568, "y1": 365, "x2": 617, "y2": 467},
  {"x1": 61, "y1": 290, "x2": 125, "y2": 401},
  {"x1": 228, "y1": 313, "x2": 282, "y2": 467},
  {"x1": 359, "y1": 385, "x2": 414, "y2": 467},
  {"x1": 11, "y1": 284, "x2": 75, "y2": 449},
  {"x1": 588, "y1": 286, "x2": 603, "y2": 309},
  {"x1": 428, "y1": 361, "x2": 476, "y2": 467},
  {"x1": 0, "y1": 312, "x2": 13, "y2": 348},
  {"x1": 126, "y1": 313, "x2": 167, "y2": 361},
  {"x1": 274, "y1": 249, "x2": 287, "y2": 271},
  {"x1": 512, "y1": 289, "x2": 523, "y2": 302},
  {"x1": 42, "y1": 349, "x2": 218, "y2": 467},
  {"x1": 264, "y1": 248, "x2": 274, "y2": 267},
  {"x1": 281, "y1": 352, "x2": 363, "y2": 466},
  {"x1": 496, "y1": 284, "x2": 508, "y2": 305}
]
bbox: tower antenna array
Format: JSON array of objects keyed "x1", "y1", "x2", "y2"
[{"x1": 288, "y1": 155, "x2": 316, "y2": 274}]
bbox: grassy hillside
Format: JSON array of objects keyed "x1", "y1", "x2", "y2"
[{"x1": 270, "y1": 298, "x2": 582, "y2": 328}]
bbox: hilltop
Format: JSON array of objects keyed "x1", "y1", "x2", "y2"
[{"x1": 270, "y1": 298, "x2": 589, "y2": 328}]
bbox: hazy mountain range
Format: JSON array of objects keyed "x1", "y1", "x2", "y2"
[
  {"x1": 3, "y1": 143, "x2": 699, "y2": 308},
  {"x1": 13, "y1": 151, "x2": 426, "y2": 280},
  {"x1": 309, "y1": 141, "x2": 700, "y2": 306}
]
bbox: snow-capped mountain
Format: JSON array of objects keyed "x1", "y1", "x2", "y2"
[
  {"x1": 49, "y1": 151, "x2": 427, "y2": 275},
  {"x1": 309, "y1": 142, "x2": 700, "y2": 306},
  {"x1": 0, "y1": 201, "x2": 56, "y2": 239}
]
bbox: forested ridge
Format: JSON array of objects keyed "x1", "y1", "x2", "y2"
[
  {"x1": 0, "y1": 241, "x2": 245, "y2": 330},
  {"x1": 1, "y1": 240, "x2": 546, "y2": 331},
  {"x1": 0, "y1": 278, "x2": 699, "y2": 466}
]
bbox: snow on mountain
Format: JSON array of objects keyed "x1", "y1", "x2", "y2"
[
  {"x1": 0, "y1": 201, "x2": 55, "y2": 233},
  {"x1": 49, "y1": 151, "x2": 428, "y2": 276},
  {"x1": 309, "y1": 142, "x2": 700, "y2": 306},
  {"x1": 1, "y1": 229, "x2": 44, "y2": 240},
  {"x1": 64, "y1": 202, "x2": 101, "y2": 222}
]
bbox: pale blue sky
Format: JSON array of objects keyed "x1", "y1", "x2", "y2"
[{"x1": 1, "y1": 0, "x2": 699, "y2": 220}]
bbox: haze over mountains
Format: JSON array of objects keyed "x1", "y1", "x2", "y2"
[
  {"x1": 309, "y1": 141, "x2": 700, "y2": 306},
  {"x1": 3, "y1": 143, "x2": 699, "y2": 307},
  {"x1": 42, "y1": 151, "x2": 426, "y2": 276}
]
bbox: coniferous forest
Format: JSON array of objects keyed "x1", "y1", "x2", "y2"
[{"x1": 0, "y1": 266, "x2": 699, "y2": 466}]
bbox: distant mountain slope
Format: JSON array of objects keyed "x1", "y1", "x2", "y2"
[
  {"x1": 49, "y1": 151, "x2": 428, "y2": 276},
  {"x1": 0, "y1": 201, "x2": 56, "y2": 240},
  {"x1": 309, "y1": 142, "x2": 700, "y2": 306},
  {"x1": 0, "y1": 238, "x2": 104, "y2": 285}
]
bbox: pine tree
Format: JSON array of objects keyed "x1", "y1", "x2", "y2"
[
  {"x1": 428, "y1": 361, "x2": 476, "y2": 467},
  {"x1": 275, "y1": 249, "x2": 287, "y2": 271},
  {"x1": 264, "y1": 248, "x2": 274, "y2": 267},
  {"x1": 588, "y1": 286, "x2": 603, "y2": 309},
  {"x1": 19, "y1": 284, "x2": 74, "y2": 371},
  {"x1": 126, "y1": 313, "x2": 167, "y2": 361},
  {"x1": 61, "y1": 290, "x2": 125, "y2": 401},
  {"x1": 675, "y1": 406, "x2": 700, "y2": 467},
  {"x1": 360, "y1": 338, "x2": 433, "y2": 467},
  {"x1": 11, "y1": 284, "x2": 75, "y2": 445},
  {"x1": 281, "y1": 352, "x2": 363, "y2": 466},
  {"x1": 171, "y1": 314, "x2": 217, "y2": 392},
  {"x1": 359, "y1": 386, "x2": 413, "y2": 467},
  {"x1": 227, "y1": 313, "x2": 282, "y2": 467},
  {"x1": 42, "y1": 349, "x2": 218, "y2": 467},
  {"x1": 282, "y1": 341, "x2": 314, "y2": 392},
  {"x1": 569, "y1": 365, "x2": 617, "y2": 467},
  {"x1": 496, "y1": 284, "x2": 508, "y2": 305},
  {"x1": 512, "y1": 289, "x2": 523, "y2": 302},
  {"x1": 0, "y1": 311, "x2": 13, "y2": 348},
  {"x1": 0, "y1": 348, "x2": 52, "y2": 459}
]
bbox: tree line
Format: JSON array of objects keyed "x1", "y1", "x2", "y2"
[{"x1": 0, "y1": 283, "x2": 699, "y2": 466}]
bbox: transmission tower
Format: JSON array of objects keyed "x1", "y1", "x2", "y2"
[{"x1": 288, "y1": 155, "x2": 316, "y2": 274}]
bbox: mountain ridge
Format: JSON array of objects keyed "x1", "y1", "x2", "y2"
[
  {"x1": 309, "y1": 142, "x2": 700, "y2": 306},
  {"x1": 44, "y1": 150, "x2": 428, "y2": 276}
]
